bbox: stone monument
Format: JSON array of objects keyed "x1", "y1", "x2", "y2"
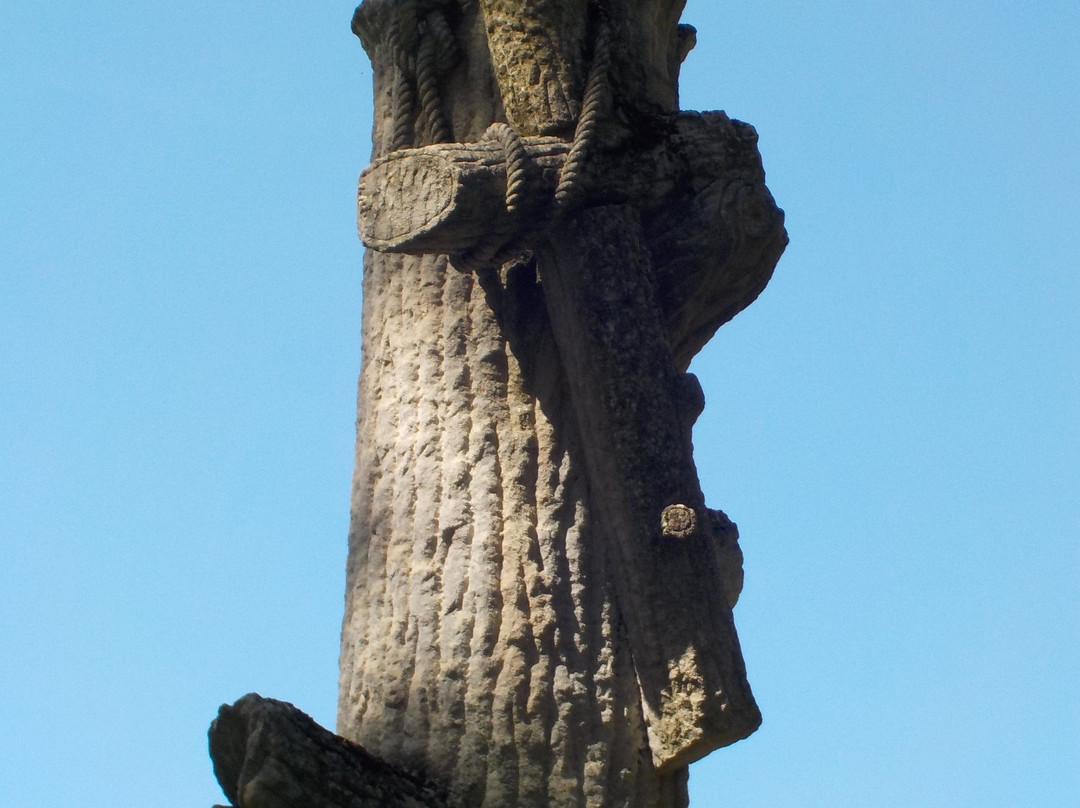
[{"x1": 208, "y1": 1, "x2": 786, "y2": 806}]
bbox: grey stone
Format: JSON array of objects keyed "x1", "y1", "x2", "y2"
[{"x1": 210, "y1": 1, "x2": 785, "y2": 805}]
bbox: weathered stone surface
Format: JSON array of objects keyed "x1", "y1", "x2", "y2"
[
  {"x1": 358, "y1": 136, "x2": 569, "y2": 253},
  {"x1": 476, "y1": 0, "x2": 589, "y2": 135},
  {"x1": 336, "y1": 1, "x2": 786, "y2": 805},
  {"x1": 209, "y1": 694, "x2": 454, "y2": 808},
  {"x1": 210, "y1": 1, "x2": 785, "y2": 806},
  {"x1": 356, "y1": 110, "x2": 785, "y2": 367},
  {"x1": 340, "y1": 244, "x2": 696, "y2": 806},
  {"x1": 531, "y1": 204, "x2": 763, "y2": 768}
]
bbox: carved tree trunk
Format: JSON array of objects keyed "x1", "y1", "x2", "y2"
[{"x1": 337, "y1": 2, "x2": 786, "y2": 808}]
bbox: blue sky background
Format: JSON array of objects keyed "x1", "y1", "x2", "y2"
[{"x1": 1, "y1": 2, "x2": 1077, "y2": 806}]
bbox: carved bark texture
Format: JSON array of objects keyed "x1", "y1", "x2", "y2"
[
  {"x1": 340, "y1": 245, "x2": 692, "y2": 806},
  {"x1": 337, "y1": 2, "x2": 787, "y2": 807},
  {"x1": 476, "y1": 0, "x2": 589, "y2": 134},
  {"x1": 533, "y1": 206, "x2": 760, "y2": 767},
  {"x1": 209, "y1": 694, "x2": 455, "y2": 808},
  {"x1": 356, "y1": 111, "x2": 786, "y2": 365}
]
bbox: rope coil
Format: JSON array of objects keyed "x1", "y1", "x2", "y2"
[
  {"x1": 390, "y1": 55, "x2": 417, "y2": 152},
  {"x1": 483, "y1": 122, "x2": 529, "y2": 214},
  {"x1": 452, "y1": 12, "x2": 615, "y2": 270},
  {"x1": 448, "y1": 121, "x2": 533, "y2": 273},
  {"x1": 416, "y1": 34, "x2": 451, "y2": 144},
  {"x1": 555, "y1": 19, "x2": 612, "y2": 209},
  {"x1": 387, "y1": 0, "x2": 457, "y2": 151}
]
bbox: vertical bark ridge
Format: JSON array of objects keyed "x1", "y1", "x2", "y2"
[
  {"x1": 429, "y1": 258, "x2": 478, "y2": 778},
  {"x1": 532, "y1": 395, "x2": 583, "y2": 808},
  {"x1": 453, "y1": 265, "x2": 509, "y2": 807},
  {"x1": 489, "y1": 346, "x2": 536, "y2": 803},
  {"x1": 385, "y1": 245, "x2": 425, "y2": 764},
  {"x1": 341, "y1": 251, "x2": 400, "y2": 742},
  {"x1": 403, "y1": 253, "x2": 450, "y2": 761},
  {"x1": 341, "y1": 248, "x2": 693, "y2": 807},
  {"x1": 374, "y1": 249, "x2": 413, "y2": 759}
]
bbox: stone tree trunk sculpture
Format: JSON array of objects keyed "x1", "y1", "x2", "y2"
[{"x1": 208, "y1": 1, "x2": 786, "y2": 807}]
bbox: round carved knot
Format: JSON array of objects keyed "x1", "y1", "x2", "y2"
[{"x1": 661, "y1": 504, "x2": 697, "y2": 539}]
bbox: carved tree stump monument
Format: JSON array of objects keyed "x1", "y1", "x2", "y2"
[{"x1": 208, "y1": 1, "x2": 786, "y2": 806}]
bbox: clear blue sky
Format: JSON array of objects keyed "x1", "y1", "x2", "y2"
[{"x1": 1, "y1": 2, "x2": 1077, "y2": 806}]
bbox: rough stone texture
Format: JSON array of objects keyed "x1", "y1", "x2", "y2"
[
  {"x1": 335, "y1": 1, "x2": 786, "y2": 807},
  {"x1": 209, "y1": 694, "x2": 456, "y2": 808},
  {"x1": 476, "y1": 0, "x2": 589, "y2": 134},
  {"x1": 356, "y1": 110, "x2": 785, "y2": 363},
  {"x1": 339, "y1": 244, "x2": 695, "y2": 807},
  {"x1": 531, "y1": 205, "x2": 762, "y2": 768},
  {"x1": 208, "y1": 1, "x2": 786, "y2": 806}
]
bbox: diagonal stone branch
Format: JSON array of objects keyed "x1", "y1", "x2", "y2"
[
  {"x1": 209, "y1": 694, "x2": 457, "y2": 808},
  {"x1": 533, "y1": 205, "x2": 761, "y2": 769}
]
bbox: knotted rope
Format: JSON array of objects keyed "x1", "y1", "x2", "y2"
[
  {"x1": 451, "y1": 16, "x2": 614, "y2": 270},
  {"x1": 483, "y1": 122, "x2": 529, "y2": 213},
  {"x1": 448, "y1": 122, "x2": 533, "y2": 272}
]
